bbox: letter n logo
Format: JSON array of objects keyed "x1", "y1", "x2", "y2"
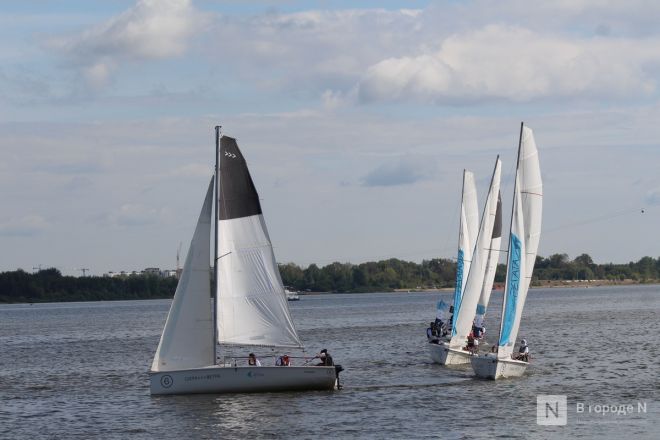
[{"x1": 537, "y1": 395, "x2": 567, "y2": 425}]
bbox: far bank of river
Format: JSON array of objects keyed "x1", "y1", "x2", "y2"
[
  {"x1": 2, "y1": 279, "x2": 657, "y2": 304},
  {"x1": 305, "y1": 278, "x2": 659, "y2": 295}
]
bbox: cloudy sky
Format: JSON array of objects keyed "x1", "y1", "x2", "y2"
[{"x1": 1, "y1": 0, "x2": 659, "y2": 275}]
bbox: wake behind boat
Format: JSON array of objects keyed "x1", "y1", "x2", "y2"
[
  {"x1": 471, "y1": 122, "x2": 543, "y2": 380},
  {"x1": 149, "y1": 127, "x2": 340, "y2": 395}
]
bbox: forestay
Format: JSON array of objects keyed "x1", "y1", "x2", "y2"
[
  {"x1": 151, "y1": 179, "x2": 215, "y2": 372},
  {"x1": 216, "y1": 137, "x2": 303, "y2": 348},
  {"x1": 450, "y1": 158, "x2": 501, "y2": 348},
  {"x1": 450, "y1": 170, "x2": 479, "y2": 335},
  {"x1": 497, "y1": 126, "x2": 543, "y2": 358}
]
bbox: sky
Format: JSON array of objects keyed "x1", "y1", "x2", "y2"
[{"x1": 1, "y1": 0, "x2": 659, "y2": 276}]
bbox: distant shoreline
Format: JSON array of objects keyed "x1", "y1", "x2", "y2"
[
  {"x1": 297, "y1": 278, "x2": 660, "y2": 295},
  {"x1": 390, "y1": 279, "x2": 660, "y2": 293},
  {"x1": 1, "y1": 278, "x2": 657, "y2": 305}
]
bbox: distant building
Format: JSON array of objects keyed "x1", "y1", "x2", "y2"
[{"x1": 103, "y1": 268, "x2": 177, "y2": 278}]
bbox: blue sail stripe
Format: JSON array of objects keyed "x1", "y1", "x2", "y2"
[
  {"x1": 451, "y1": 249, "x2": 464, "y2": 336},
  {"x1": 499, "y1": 233, "x2": 521, "y2": 346}
]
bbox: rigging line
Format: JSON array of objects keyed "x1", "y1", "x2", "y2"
[
  {"x1": 542, "y1": 206, "x2": 642, "y2": 234},
  {"x1": 442, "y1": 177, "x2": 463, "y2": 257}
]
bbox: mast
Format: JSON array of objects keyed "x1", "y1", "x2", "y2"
[
  {"x1": 213, "y1": 125, "x2": 221, "y2": 363},
  {"x1": 497, "y1": 121, "x2": 524, "y2": 348}
]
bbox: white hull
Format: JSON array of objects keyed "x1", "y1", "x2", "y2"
[
  {"x1": 470, "y1": 354, "x2": 528, "y2": 379},
  {"x1": 428, "y1": 342, "x2": 473, "y2": 365},
  {"x1": 150, "y1": 365, "x2": 337, "y2": 395}
]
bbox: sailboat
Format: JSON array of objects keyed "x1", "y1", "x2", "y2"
[
  {"x1": 471, "y1": 123, "x2": 542, "y2": 379},
  {"x1": 149, "y1": 127, "x2": 339, "y2": 395},
  {"x1": 285, "y1": 287, "x2": 301, "y2": 301},
  {"x1": 429, "y1": 158, "x2": 502, "y2": 365},
  {"x1": 429, "y1": 170, "x2": 477, "y2": 361},
  {"x1": 474, "y1": 192, "x2": 502, "y2": 335}
]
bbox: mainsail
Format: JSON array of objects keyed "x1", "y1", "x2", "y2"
[
  {"x1": 450, "y1": 158, "x2": 502, "y2": 348},
  {"x1": 497, "y1": 125, "x2": 543, "y2": 358},
  {"x1": 216, "y1": 136, "x2": 303, "y2": 348},
  {"x1": 151, "y1": 178, "x2": 215, "y2": 372},
  {"x1": 474, "y1": 191, "x2": 502, "y2": 329},
  {"x1": 448, "y1": 170, "x2": 479, "y2": 333}
]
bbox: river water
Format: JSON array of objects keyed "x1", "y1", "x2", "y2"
[{"x1": 1, "y1": 285, "x2": 658, "y2": 439}]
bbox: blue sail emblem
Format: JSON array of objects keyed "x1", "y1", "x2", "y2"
[
  {"x1": 499, "y1": 233, "x2": 521, "y2": 346},
  {"x1": 451, "y1": 249, "x2": 465, "y2": 336}
]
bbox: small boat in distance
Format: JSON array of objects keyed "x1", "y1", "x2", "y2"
[
  {"x1": 285, "y1": 287, "x2": 301, "y2": 301},
  {"x1": 149, "y1": 127, "x2": 339, "y2": 395},
  {"x1": 471, "y1": 122, "x2": 543, "y2": 380}
]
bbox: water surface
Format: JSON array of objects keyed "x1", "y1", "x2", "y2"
[{"x1": 1, "y1": 285, "x2": 657, "y2": 438}]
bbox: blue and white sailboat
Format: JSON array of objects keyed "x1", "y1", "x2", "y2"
[
  {"x1": 471, "y1": 123, "x2": 543, "y2": 379},
  {"x1": 429, "y1": 159, "x2": 502, "y2": 365}
]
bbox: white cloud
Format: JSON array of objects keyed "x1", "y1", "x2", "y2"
[
  {"x1": 0, "y1": 215, "x2": 50, "y2": 237},
  {"x1": 646, "y1": 188, "x2": 660, "y2": 206},
  {"x1": 206, "y1": 9, "x2": 425, "y2": 92},
  {"x1": 358, "y1": 24, "x2": 660, "y2": 104},
  {"x1": 362, "y1": 156, "x2": 437, "y2": 187},
  {"x1": 111, "y1": 203, "x2": 170, "y2": 227},
  {"x1": 170, "y1": 163, "x2": 211, "y2": 178},
  {"x1": 48, "y1": 0, "x2": 205, "y2": 88}
]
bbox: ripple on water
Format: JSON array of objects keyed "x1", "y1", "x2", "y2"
[{"x1": 1, "y1": 285, "x2": 659, "y2": 439}]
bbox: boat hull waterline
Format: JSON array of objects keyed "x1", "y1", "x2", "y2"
[
  {"x1": 428, "y1": 342, "x2": 474, "y2": 365},
  {"x1": 470, "y1": 354, "x2": 528, "y2": 379},
  {"x1": 150, "y1": 365, "x2": 337, "y2": 395}
]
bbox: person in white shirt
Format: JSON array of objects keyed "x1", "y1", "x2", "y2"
[
  {"x1": 248, "y1": 353, "x2": 262, "y2": 366},
  {"x1": 514, "y1": 339, "x2": 529, "y2": 361}
]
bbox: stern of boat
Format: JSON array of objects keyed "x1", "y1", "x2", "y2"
[
  {"x1": 428, "y1": 342, "x2": 472, "y2": 365},
  {"x1": 471, "y1": 355, "x2": 528, "y2": 379}
]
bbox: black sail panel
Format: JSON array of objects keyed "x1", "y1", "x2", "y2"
[
  {"x1": 219, "y1": 136, "x2": 263, "y2": 220},
  {"x1": 492, "y1": 191, "x2": 502, "y2": 239}
]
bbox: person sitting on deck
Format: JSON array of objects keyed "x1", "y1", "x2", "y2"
[
  {"x1": 435, "y1": 319, "x2": 449, "y2": 338},
  {"x1": 247, "y1": 353, "x2": 262, "y2": 366},
  {"x1": 465, "y1": 333, "x2": 476, "y2": 353},
  {"x1": 316, "y1": 349, "x2": 334, "y2": 366},
  {"x1": 513, "y1": 339, "x2": 529, "y2": 362},
  {"x1": 473, "y1": 324, "x2": 485, "y2": 339},
  {"x1": 275, "y1": 354, "x2": 290, "y2": 366},
  {"x1": 427, "y1": 323, "x2": 440, "y2": 344}
]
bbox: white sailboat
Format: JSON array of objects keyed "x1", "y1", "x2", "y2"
[
  {"x1": 429, "y1": 170, "x2": 477, "y2": 361},
  {"x1": 473, "y1": 192, "x2": 502, "y2": 334},
  {"x1": 429, "y1": 158, "x2": 502, "y2": 365},
  {"x1": 285, "y1": 287, "x2": 301, "y2": 301},
  {"x1": 149, "y1": 127, "x2": 338, "y2": 395},
  {"x1": 471, "y1": 123, "x2": 543, "y2": 380}
]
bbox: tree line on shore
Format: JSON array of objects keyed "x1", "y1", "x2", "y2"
[{"x1": 0, "y1": 254, "x2": 658, "y2": 303}]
